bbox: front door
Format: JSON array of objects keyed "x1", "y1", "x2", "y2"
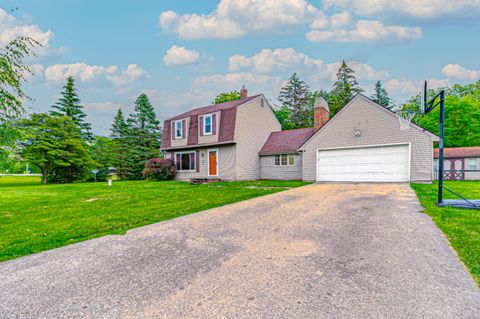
[{"x1": 208, "y1": 150, "x2": 217, "y2": 176}]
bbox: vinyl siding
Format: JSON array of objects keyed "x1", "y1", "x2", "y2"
[
  {"x1": 234, "y1": 96, "x2": 282, "y2": 180},
  {"x1": 198, "y1": 111, "x2": 220, "y2": 145},
  {"x1": 171, "y1": 117, "x2": 190, "y2": 148},
  {"x1": 169, "y1": 145, "x2": 237, "y2": 181},
  {"x1": 300, "y1": 95, "x2": 437, "y2": 182},
  {"x1": 260, "y1": 154, "x2": 302, "y2": 180}
]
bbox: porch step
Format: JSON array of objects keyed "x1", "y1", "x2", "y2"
[{"x1": 190, "y1": 177, "x2": 222, "y2": 185}]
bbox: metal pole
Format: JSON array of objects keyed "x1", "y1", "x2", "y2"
[{"x1": 437, "y1": 90, "x2": 445, "y2": 206}]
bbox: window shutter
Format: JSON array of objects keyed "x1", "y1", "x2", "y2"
[
  {"x1": 212, "y1": 113, "x2": 217, "y2": 135},
  {"x1": 199, "y1": 116, "x2": 204, "y2": 136},
  {"x1": 196, "y1": 150, "x2": 200, "y2": 172},
  {"x1": 171, "y1": 121, "x2": 175, "y2": 140},
  {"x1": 182, "y1": 119, "x2": 186, "y2": 139}
]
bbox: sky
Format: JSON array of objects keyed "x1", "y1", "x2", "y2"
[{"x1": 1, "y1": 0, "x2": 480, "y2": 136}]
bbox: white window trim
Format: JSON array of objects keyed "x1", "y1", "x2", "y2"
[
  {"x1": 274, "y1": 154, "x2": 295, "y2": 166},
  {"x1": 174, "y1": 150, "x2": 196, "y2": 172},
  {"x1": 203, "y1": 114, "x2": 213, "y2": 135},
  {"x1": 175, "y1": 120, "x2": 183, "y2": 139},
  {"x1": 207, "y1": 148, "x2": 219, "y2": 176},
  {"x1": 468, "y1": 158, "x2": 477, "y2": 170}
]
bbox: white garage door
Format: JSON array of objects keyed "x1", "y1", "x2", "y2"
[{"x1": 317, "y1": 144, "x2": 410, "y2": 182}]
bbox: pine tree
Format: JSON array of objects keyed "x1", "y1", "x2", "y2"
[
  {"x1": 50, "y1": 76, "x2": 92, "y2": 141},
  {"x1": 329, "y1": 61, "x2": 364, "y2": 114},
  {"x1": 128, "y1": 94, "x2": 162, "y2": 179},
  {"x1": 278, "y1": 73, "x2": 312, "y2": 128},
  {"x1": 371, "y1": 80, "x2": 393, "y2": 110},
  {"x1": 110, "y1": 109, "x2": 134, "y2": 179}
]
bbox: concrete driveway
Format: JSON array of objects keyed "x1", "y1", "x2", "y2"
[{"x1": 1, "y1": 183, "x2": 479, "y2": 318}]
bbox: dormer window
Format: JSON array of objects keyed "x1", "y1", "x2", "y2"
[
  {"x1": 204, "y1": 114, "x2": 212, "y2": 135},
  {"x1": 175, "y1": 121, "x2": 183, "y2": 139}
]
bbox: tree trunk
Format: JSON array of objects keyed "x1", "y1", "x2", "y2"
[{"x1": 41, "y1": 168, "x2": 47, "y2": 185}]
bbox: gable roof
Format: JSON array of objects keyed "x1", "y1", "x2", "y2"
[
  {"x1": 168, "y1": 95, "x2": 261, "y2": 121},
  {"x1": 259, "y1": 128, "x2": 314, "y2": 155},
  {"x1": 298, "y1": 93, "x2": 439, "y2": 150},
  {"x1": 160, "y1": 95, "x2": 261, "y2": 150},
  {"x1": 434, "y1": 147, "x2": 480, "y2": 158}
]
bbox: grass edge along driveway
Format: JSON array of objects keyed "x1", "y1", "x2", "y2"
[
  {"x1": 0, "y1": 177, "x2": 310, "y2": 262},
  {"x1": 411, "y1": 181, "x2": 480, "y2": 286}
]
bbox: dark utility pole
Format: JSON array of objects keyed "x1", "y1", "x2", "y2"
[{"x1": 437, "y1": 90, "x2": 445, "y2": 206}]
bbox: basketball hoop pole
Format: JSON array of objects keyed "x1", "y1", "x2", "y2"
[{"x1": 437, "y1": 90, "x2": 445, "y2": 206}]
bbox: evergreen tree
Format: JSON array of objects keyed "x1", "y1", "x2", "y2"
[
  {"x1": 329, "y1": 61, "x2": 363, "y2": 114},
  {"x1": 50, "y1": 76, "x2": 92, "y2": 141},
  {"x1": 128, "y1": 94, "x2": 162, "y2": 179},
  {"x1": 371, "y1": 80, "x2": 393, "y2": 110},
  {"x1": 278, "y1": 73, "x2": 312, "y2": 128},
  {"x1": 110, "y1": 109, "x2": 134, "y2": 179}
]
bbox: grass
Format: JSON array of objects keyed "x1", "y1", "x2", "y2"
[
  {"x1": 0, "y1": 176, "x2": 310, "y2": 262},
  {"x1": 411, "y1": 181, "x2": 480, "y2": 285}
]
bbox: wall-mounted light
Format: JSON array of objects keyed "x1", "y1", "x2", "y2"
[{"x1": 354, "y1": 129, "x2": 362, "y2": 137}]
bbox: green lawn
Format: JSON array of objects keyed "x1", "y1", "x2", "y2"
[
  {"x1": 0, "y1": 176, "x2": 310, "y2": 261},
  {"x1": 411, "y1": 181, "x2": 480, "y2": 285}
]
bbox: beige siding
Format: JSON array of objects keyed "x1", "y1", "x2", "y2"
[
  {"x1": 171, "y1": 117, "x2": 190, "y2": 148},
  {"x1": 260, "y1": 154, "x2": 302, "y2": 180},
  {"x1": 300, "y1": 95, "x2": 437, "y2": 182},
  {"x1": 198, "y1": 111, "x2": 220, "y2": 145},
  {"x1": 234, "y1": 96, "x2": 282, "y2": 180},
  {"x1": 172, "y1": 145, "x2": 237, "y2": 181}
]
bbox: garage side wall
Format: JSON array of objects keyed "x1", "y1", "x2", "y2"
[
  {"x1": 260, "y1": 154, "x2": 302, "y2": 180},
  {"x1": 300, "y1": 95, "x2": 435, "y2": 182}
]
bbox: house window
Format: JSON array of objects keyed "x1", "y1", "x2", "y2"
[
  {"x1": 204, "y1": 114, "x2": 212, "y2": 135},
  {"x1": 175, "y1": 152, "x2": 195, "y2": 171},
  {"x1": 175, "y1": 121, "x2": 183, "y2": 139},
  {"x1": 274, "y1": 154, "x2": 295, "y2": 166},
  {"x1": 468, "y1": 158, "x2": 478, "y2": 170}
]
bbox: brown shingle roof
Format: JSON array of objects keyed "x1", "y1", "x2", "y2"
[
  {"x1": 259, "y1": 128, "x2": 314, "y2": 155},
  {"x1": 434, "y1": 147, "x2": 480, "y2": 158}
]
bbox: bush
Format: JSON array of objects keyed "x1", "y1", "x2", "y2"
[{"x1": 142, "y1": 158, "x2": 176, "y2": 181}]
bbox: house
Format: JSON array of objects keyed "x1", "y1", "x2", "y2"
[
  {"x1": 160, "y1": 87, "x2": 439, "y2": 182},
  {"x1": 434, "y1": 147, "x2": 480, "y2": 180}
]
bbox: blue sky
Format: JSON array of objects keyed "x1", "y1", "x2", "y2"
[{"x1": 1, "y1": 0, "x2": 480, "y2": 135}]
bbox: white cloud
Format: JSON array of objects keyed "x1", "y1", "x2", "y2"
[
  {"x1": 106, "y1": 64, "x2": 149, "y2": 86},
  {"x1": 44, "y1": 63, "x2": 148, "y2": 86},
  {"x1": 441, "y1": 64, "x2": 480, "y2": 80},
  {"x1": 229, "y1": 48, "x2": 323, "y2": 73},
  {"x1": 323, "y1": 0, "x2": 480, "y2": 20},
  {"x1": 0, "y1": 8, "x2": 55, "y2": 55},
  {"x1": 163, "y1": 45, "x2": 200, "y2": 66},
  {"x1": 306, "y1": 20, "x2": 422, "y2": 43},
  {"x1": 159, "y1": 0, "x2": 320, "y2": 39}
]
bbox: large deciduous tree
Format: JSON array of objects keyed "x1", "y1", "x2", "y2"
[
  {"x1": 278, "y1": 73, "x2": 312, "y2": 128},
  {"x1": 20, "y1": 114, "x2": 92, "y2": 184},
  {"x1": 329, "y1": 60, "x2": 363, "y2": 114},
  {"x1": 213, "y1": 91, "x2": 240, "y2": 104},
  {"x1": 371, "y1": 80, "x2": 394, "y2": 110},
  {"x1": 50, "y1": 76, "x2": 92, "y2": 141}
]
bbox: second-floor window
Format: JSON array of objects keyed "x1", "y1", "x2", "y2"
[
  {"x1": 175, "y1": 121, "x2": 183, "y2": 139},
  {"x1": 204, "y1": 114, "x2": 212, "y2": 135}
]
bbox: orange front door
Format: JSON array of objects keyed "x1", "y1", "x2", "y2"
[{"x1": 209, "y1": 151, "x2": 217, "y2": 176}]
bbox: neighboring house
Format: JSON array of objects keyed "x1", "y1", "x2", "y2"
[
  {"x1": 434, "y1": 147, "x2": 480, "y2": 180},
  {"x1": 160, "y1": 87, "x2": 439, "y2": 182}
]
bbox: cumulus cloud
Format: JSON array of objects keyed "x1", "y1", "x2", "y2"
[
  {"x1": 306, "y1": 20, "x2": 422, "y2": 43},
  {"x1": 441, "y1": 64, "x2": 480, "y2": 80},
  {"x1": 44, "y1": 63, "x2": 148, "y2": 86},
  {"x1": 0, "y1": 8, "x2": 58, "y2": 55},
  {"x1": 163, "y1": 45, "x2": 200, "y2": 66},
  {"x1": 323, "y1": 0, "x2": 480, "y2": 20}
]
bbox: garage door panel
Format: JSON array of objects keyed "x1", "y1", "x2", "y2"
[{"x1": 317, "y1": 144, "x2": 409, "y2": 182}]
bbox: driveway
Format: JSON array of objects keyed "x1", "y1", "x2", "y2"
[{"x1": 1, "y1": 183, "x2": 479, "y2": 318}]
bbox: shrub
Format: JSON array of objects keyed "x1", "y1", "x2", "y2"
[{"x1": 142, "y1": 158, "x2": 176, "y2": 181}]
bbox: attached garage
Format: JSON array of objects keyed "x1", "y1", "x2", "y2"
[{"x1": 316, "y1": 144, "x2": 410, "y2": 182}]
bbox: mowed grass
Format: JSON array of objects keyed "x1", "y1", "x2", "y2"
[
  {"x1": 411, "y1": 181, "x2": 480, "y2": 285},
  {"x1": 0, "y1": 176, "x2": 310, "y2": 261}
]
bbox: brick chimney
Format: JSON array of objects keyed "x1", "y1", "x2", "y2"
[
  {"x1": 240, "y1": 85, "x2": 248, "y2": 99},
  {"x1": 313, "y1": 96, "x2": 329, "y2": 132}
]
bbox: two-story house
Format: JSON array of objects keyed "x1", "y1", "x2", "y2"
[{"x1": 160, "y1": 87, "x2": 439, "y2": 183}]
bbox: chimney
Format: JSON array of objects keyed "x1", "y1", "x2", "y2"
[
  {"x1": 240, "y1": 85, "x2": 248, "y2": 99},
  {"x1": 313, "y1": 96, "x2": 329, "y2": 132}
]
